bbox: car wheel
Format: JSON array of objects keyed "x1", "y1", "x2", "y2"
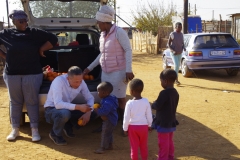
[
  {"x1": 162, "y1": 56, "x2": 171, "y2": 69},
  {"x1": 226, "y1": 68, "x2": 239, "y2": 76},
  {"x1": 181, "y1": 59, "x2": 192, "y2": 77}
]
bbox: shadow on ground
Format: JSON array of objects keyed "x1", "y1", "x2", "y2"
[{"x1": 16, "y1": 95, "x2": 240, "y2": 160}]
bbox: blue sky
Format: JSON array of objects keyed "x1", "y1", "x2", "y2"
[{"x1": 0, "y1": 0, "x2": 239, "y2": 27}]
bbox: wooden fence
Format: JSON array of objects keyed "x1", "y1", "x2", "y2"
[{"x1": 131, "y1": 31, "x2": 158, "y2": 54}]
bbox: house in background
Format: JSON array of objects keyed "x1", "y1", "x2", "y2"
[{"x1": 228, "y1": 13, "x2": 240, "y2": 40}]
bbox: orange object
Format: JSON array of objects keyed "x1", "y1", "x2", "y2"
[
  {"x1": 78, "y1": 119, "x2": 83, "y2": 126},
  {"x1": 52, "y1": 72, "x2": 58, "y2": 77},
  {"x1": 83, "y1": 74, "x2": 90, "y2": 80},
  {"x1": 93, "y1": 103, "x2": 100, "y2": 109},
  {"x1": 89, "y1": 75, "x2": 94, "y2": 80},
  {"x1": 47, "y1": 72, "x2": 53, "y2": 77},
  {"x1": 47, "y1": 76, "x2": 55, "y2": 81}
]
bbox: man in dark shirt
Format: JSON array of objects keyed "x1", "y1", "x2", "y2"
[
  {"x1": 152, "y1": 69, "x2": 179, "y2": 160},
  {"x1": 0, "y1": 10, "x2": 58, "y2": 142}
]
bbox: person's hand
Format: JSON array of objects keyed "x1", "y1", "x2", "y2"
[
  {"x1": 126, "y1": 72, "x2": 134, "y2": 81},
  {"x1": 148, "y1": 127, "x2": 152, "y2": 132},
  {"x1": 124, "y1": 131, "x2": 128, "y2": 136},
  {"x1": 39, "y1": 49, "x2": 46, "y2": 57},
  {"x1": 83, "y1": 68, "x2": 90, "y2": 75},
  {"x1": 75, "y1": 104, "x2": 92, "y2": 113},
  {"x1": 78, "y1": 111, "x2": 91, "y2": 126}
]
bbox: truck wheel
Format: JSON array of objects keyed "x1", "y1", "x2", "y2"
[
  {"x1": 162, "y1": 56, "x2": 171, "y2": 69},
  {"x1": 181, "y1": 59, "x2": 192, "y2": 77},
  {"x1": 226, "y1": 68, "x2": 239, "y2": 76}
]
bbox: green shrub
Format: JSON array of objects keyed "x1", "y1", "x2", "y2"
[{"x1": 236, "y1": 39, "x2": 240, "y2": 44}]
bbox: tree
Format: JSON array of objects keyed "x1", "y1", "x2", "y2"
[{"x1": 132, "y1": 0, "x2": 176, "y2": 35}]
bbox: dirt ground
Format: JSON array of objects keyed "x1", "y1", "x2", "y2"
[{"x1": 0, "y1": 52, "x2": 240, "y2": 160}]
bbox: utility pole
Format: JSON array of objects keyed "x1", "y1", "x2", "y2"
[
  {"x1": 184, "y1": 0, "x2": 188, "y2": 33},
  {"x1": 114, "y1": 0, "x2": 116, "y2": 23},
  {"x1": 6, "y1": 0, "x2": 10, "y2": 28},
  {"x1": 189, "y1": 3, "x2": 190, "y2": 15},
  {"x1": 195, "y1": 4, "x2": 196, "y2": 15}
]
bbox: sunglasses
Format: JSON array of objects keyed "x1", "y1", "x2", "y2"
[{"x1": 18, "y1": 19, "x2": 28, "y2": 24}]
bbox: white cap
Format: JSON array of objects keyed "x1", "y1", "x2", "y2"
[{"x1": 95, "y1": 5, "x2": 115, "y2": 22}]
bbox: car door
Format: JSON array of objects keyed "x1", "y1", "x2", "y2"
[{"x1": 21, "y1": 0, "x2": 108, "y2": 28}]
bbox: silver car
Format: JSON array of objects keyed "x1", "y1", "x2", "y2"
[{"x1": 163, "y1": 33, "x2": 240, "y2": 77}]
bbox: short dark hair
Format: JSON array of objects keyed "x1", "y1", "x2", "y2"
[
  {"x1": 160, "y1": 69, "x2": 177, "y2": 83},
  {"x1": 97, "y1": 82, "x2": 113, "y2": 94},
  {"x1": 129, "y1": 78, "x2": 144, "y2": 93},
  {"x1": 175, "y1": 22, "x2": 182, "y2": 28},
  {"x1": 68, "y1": 66, "x2": 82, "y2": 77}
]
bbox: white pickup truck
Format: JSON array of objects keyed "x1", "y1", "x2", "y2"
[{"x1": 20, "y1": 0, "x2": 107, "y2": 123}]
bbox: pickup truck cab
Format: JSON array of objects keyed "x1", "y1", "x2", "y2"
[{"x1": 20, "y1": 0, "x2": 108, "y2": 123}]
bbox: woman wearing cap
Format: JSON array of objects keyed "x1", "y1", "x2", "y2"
[
  {"x1": 0, "y1": 10, "x2": 58, "y2": 142},
  {"x1": 83, "y1": 5, "x2": 134, "y2": 133}
]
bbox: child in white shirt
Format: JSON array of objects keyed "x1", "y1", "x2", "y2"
[{"x1": 123, "y1": 78, "x2": 153, "y2": 160}]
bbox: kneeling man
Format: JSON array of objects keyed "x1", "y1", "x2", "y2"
[{"x1": 44, "y1": 66, "x2": 96, "y2": 145}]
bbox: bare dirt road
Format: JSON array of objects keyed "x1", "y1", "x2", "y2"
[{"x1": 0, "y1": 52, "x2": 240, "y2": 160}]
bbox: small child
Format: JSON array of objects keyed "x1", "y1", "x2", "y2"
[
  {"x1": 123, "y1": 78, "x2": 153, "y2": 160},
  {"x1": 152, "y1": 69, "x2": 179, "y2": 160},
  {"x1": 94, "y1": 81, "x2": 118, "y2": 154}
]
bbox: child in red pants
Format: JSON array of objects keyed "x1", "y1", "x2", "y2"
[
  {"x1": 123, "y1": 79, "x2": 153, "y2": 160},
  {"x1": 152, "y1": 69, "x2": 179, "y2": 160}
]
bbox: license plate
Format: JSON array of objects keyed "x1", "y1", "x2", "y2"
[{"x1": 210, "y1": 51, "x2": 226, "y2": 56}]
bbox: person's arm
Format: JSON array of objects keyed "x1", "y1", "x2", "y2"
[
  {"x1": 116, "y1": 28, "x2": 134, "y2": 80},
  {"x1": 0, "y1": 31, "x2": 6, "y2": 59},
  {"x1": 151, "y1": 91, "x2": 166, "y2": 111},
  {"x1": 123, "y1": 101, "x2": 131, "y2": 131},
  {"x1": 168, "y1": 32, "x2": 174, "y2": 51},
  {"x1": 146, "y1": 100, "x2": 153, "y2": 127},
  {"x1": 32, "y1": 28, "x2": 58, "y2": 57},
  {"x1": 39, "y1": 41, "x2": 53, "y2": 57},
  {"x1": 96, "y1": 101, "x2": 112, "y2": 116},
  {"x1": 116, "y1": 28, "x2": 132, "y2": 73},
  {"x1": 85, "y1": 53, "x2": 101, "y2": 73},
  {"x1": 0, "y1": 48, "x2": 6, "y2": 59},
  {"x1": 79, "y1": 80, "x2": 94, "y2": 108}
]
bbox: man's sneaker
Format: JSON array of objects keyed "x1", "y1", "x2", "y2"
[
  {"x1": 49, "y1": 131, "x2": 67, "y2": 146},
  {"x1": 63, "y1": 128, "x2": 75, "y2": 138},
  {"x1": 6, "y1": 128, "x2": 19, "y2": 141},
  {"x1": 32, "y1": 128, "x2": 41, "y2": 142}
]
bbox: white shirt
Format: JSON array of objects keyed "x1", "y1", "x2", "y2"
[
  {"x1": 123, "y1": 98, "x2": 153, "y2": 131},
  {"x1": 44, "y1": 74, "x2": 94, "y2": 110},
  {"x1": 87, "y1": 27, "x2": 132, "y2": 73}
]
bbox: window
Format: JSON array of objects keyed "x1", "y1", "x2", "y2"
[{"x1": 184, "y1": 35, "x2": 191, "y2": 47}]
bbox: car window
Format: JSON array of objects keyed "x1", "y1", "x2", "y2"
[
  {"x1": 52, "y1": 31, "x2": 98, "y2": 46},
  {"x1": 184, "y1": 35, "x2": 191, "y2": 47},
  {"x1": 194, "y1": 35, "x2": 239, "y2": 48},
  {"x1": 29, "y1": 0, "x2": 100, "y2": 18}
]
